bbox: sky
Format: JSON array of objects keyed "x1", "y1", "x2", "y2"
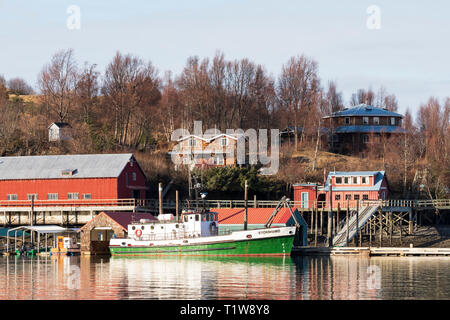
[{"x1": 0, "y1": 0, "x2": 449, "y2": 115}]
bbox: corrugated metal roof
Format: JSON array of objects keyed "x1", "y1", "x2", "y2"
[
  {"x1": 0, "y1": 153, "x2": 134, "y2": 180},
  {"x1": 327, "y1": 104, "x2": 403, "y2": 118},
  {"x1": 214, "y1": 208, "x2": 294, "y2": 225},
  {"x1": 335, "y1": 125, "x2": 406, "y2": 134}
]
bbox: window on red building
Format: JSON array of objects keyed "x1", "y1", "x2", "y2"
[
  {"x1": 354, "y1": 195, "x2": 360, "y2": 200},
  {"x1": 335, "y1": 194, "x2": 341, "y2": 201},
  {"x1": 363, "y1": 194, "x2": 369, "y2": 200},
  {"x1": 345, "y1": 194, "x2": 351, "y2": 200}
]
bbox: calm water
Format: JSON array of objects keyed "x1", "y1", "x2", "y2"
[{"x1": 0, "y1": 255, "x2": 449, "y2": 300}]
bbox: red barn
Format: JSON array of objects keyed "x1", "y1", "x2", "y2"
[{"x1": 0, "y1": 153, "x2": 147, "y2": 201}]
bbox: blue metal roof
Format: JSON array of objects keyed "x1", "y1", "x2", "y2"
[
  {"x1": 328, "y1": 104, "x2": 403, "y2": 118},
  {"x1": 335, "y1": 125, "x2": 406, "y2": 134}
]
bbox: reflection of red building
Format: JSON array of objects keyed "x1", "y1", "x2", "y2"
[{"x1": 293, "y1": 171, "x2": 390, "y2": 209}]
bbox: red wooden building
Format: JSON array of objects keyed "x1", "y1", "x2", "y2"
[
  {"x1": 293, "y1": 171, "x2": 390, "y2": 209},
  {"x1": 0, "y1": 153, "x2": 147, "y2": 201}
]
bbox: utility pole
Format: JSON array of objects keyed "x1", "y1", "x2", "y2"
[
  {"x1": 244, "y1": 180, "x2": 248, "y2": 231},
  {"x1": 176, "y1": 190, "x2": 179, "y2": 222},
  {"x1": 158, "y1": 182, "x2": 163, "y2": 216}
]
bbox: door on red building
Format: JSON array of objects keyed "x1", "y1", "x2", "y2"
[
  {"x1": 301, "y1": 192, "x2": 309, "y2": 208},
  {"x1": 131, "y1": 190, "x2": 141, "y2": 199}
]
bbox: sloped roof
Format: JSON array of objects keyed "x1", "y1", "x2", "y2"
[
  {"x1": 79, "y1": 212, "x2": 157, "y2": 233},
  {"x1": 214, "y1": 208, "x2": 295, "y2": 225},
  {"x1": 49, "y1": 122, "x2": 71, "y2": 129},
  {"x1": 325, "y1": 104, "x2": 403, "y2": 118},
  {"x1": 103, "y1": 212, "x2": 157, "y2": 231},
  {"x1": 0, "y1": 153, "x2": 134, "y2": 180}
]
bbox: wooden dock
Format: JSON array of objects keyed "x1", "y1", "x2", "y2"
[{"x1": 292, "y1": 246, "x2": 450, "y2": 257}]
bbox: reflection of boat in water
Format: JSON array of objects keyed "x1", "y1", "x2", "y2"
[
  {"x1": 111, "y1": 254, "x2": 295, "y2": 266},
  {"x1": 110, "y1": 198, "x2": 300, "y2": 257}
]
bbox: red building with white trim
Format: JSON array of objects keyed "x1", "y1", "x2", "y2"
[
  {"x1": 0, "y1": 153, "x2": 147, "y2": 201},
  {"x1": 293, "y1": 171, "x2": 390, "y2": 209}
]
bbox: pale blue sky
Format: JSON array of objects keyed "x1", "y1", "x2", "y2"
[{"x1": 0, "y1": 0, "x2": 449, "y2": 115}]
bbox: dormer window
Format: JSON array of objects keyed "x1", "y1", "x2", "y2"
[
  {"x1": 391, "y1": 117, "x2": 396, "y2": 125},
  {"x1": 345, "y1": 117, "x2": 350, "y2": 125},
  {"x1": 344, "y1": 177, "x2": 350, "y2": 184},
  {"x1": 363, "y1": 117, "x2": 369, "y2": 125},
  {"x1": 361, "y1": 177, "x2": 369, "y2": 185},
  {"x1": 353, "y1": 177, "x2": 359, "y2": 184},
  {"x1": 335, "y1": 177, "x2": 342, "y2": 184},
  {"x1": 373, "y1": 117, "x2": 379, "y2": 125}
]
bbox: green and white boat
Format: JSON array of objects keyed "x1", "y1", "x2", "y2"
[{"x1": 109, "y1": 206, "x2": 297, "y2": 257}]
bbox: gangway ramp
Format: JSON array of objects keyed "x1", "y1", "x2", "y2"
[{"x1": 333, "y1": 204, "x2": 379, "y2": 247}]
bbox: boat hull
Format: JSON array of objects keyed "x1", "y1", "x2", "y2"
[{"x1": 109, "y1": 227, "x2": 296, "y2": 257}]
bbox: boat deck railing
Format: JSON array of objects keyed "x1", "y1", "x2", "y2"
[{"x1": 130, "y1": 230, "x2": 232, "y2": 242}]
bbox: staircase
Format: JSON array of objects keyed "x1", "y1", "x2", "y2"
[{"x1": 333, "y1": 205, "x2": 379, "y2": 247}]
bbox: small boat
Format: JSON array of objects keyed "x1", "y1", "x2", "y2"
[{"x1": 109, "y1": 198, "x2": 298, "y2": 257}]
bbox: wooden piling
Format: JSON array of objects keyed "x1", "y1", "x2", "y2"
[
  {"x1": 389, "y1": 211, "x2": 393, "y2": 246},
  {"x1": 379, "y1": 209, "x2": 383, "y2": 247},
  {"x1": 314, "y1": 206, "x2": 318, "y2": 246}
]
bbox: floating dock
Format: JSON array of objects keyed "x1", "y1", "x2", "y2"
[{"x1": 292, "y1": 246, "x2": 450, "y2": 257}]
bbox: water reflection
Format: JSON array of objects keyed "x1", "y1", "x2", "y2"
[{"x1": 0, "y1": 255, "x2": 449, "y2": 300}]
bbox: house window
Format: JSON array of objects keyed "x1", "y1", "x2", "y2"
[
  {"x1": 68, "y1": 193, "x2": 79, "y2": 200},
  {"x1": 353, "y1": 177, "x2": 359, "y2": 184},
  {"x1": 373, "y1": 117, "x2": 379, "y2": 125},
  {"x1": 27, "y1": 194, "x2": 38, "y2": 201},
  {"x1": 363, "y1": 135, "x2": 369, "y2": 144},
  {"x1": 363, "y1": 194, "x2": 369, "y2": 200},
  {"x1": 354, "y1": 195, "x2": 360, "y2": 200},
  {"x1": 214, "y1": 156, "x2": 224, "y2": 165},
  {"x1": 363, "y1": 117, "x2": 369, "y2": 124},
  {"x1": 345, "y1": 194, "x2": 351, "y2": 200},
  {"x1": 47, "y1": 193, "x2": 58, "y2": 200},
  {"x1": 335, "y1": 194, "x2": 341, "y2": 201},
  {"x1": 132, "y1": 172, "x2": 137, "y2": 181},
  {"x1": 335, "y1": 177, "x2": 342, "y2": 184},
  {"x1": 391, "y1": 117, "x2": 396, "y2": 125},
  {"x1": 344, "y1": 177, "x2": 350, "y2": 184},
  {"x1": 82, "y1": 193, "x2": 91, "y2": 200},
  {"x1": 189, "y1": 138, "x2": 196, "y2": 147},
  {"x1": 362, "y1": 177, "x2": 369, "y2": 185},
  {"x1": 7, "y1": 194, "x2": 18, "y2": 201},
  {"x1": 220, "y1": 137, "x2": 228, "y2": 146},
  {"x1": 345, "y1": 117, "x2": 350, "y2": 125}
]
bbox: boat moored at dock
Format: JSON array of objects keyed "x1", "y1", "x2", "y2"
[{"x1": 109, "y1": 210, "x2": 296, "y2": 256}]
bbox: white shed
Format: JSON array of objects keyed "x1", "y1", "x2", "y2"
[{"x1": 48, "y1": 122, "x2": 71, "y2": 142}]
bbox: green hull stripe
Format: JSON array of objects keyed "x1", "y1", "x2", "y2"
[{"x1": 110, "y1": 235, "x2": 294, "y2": 256}]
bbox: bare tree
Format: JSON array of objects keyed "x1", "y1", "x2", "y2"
[
  {"x1": 7, "y1": 78, "x2": 34, "y2": 95},
  {"x1": 102, "y1": 51, "x2": 161, "y2": 147},
  {"x1": 277, "y1": 55, "x2": 320, "y2": 151},
  {"x1": 38, "y1": 49, "x2": 78, "y2": 122}
]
